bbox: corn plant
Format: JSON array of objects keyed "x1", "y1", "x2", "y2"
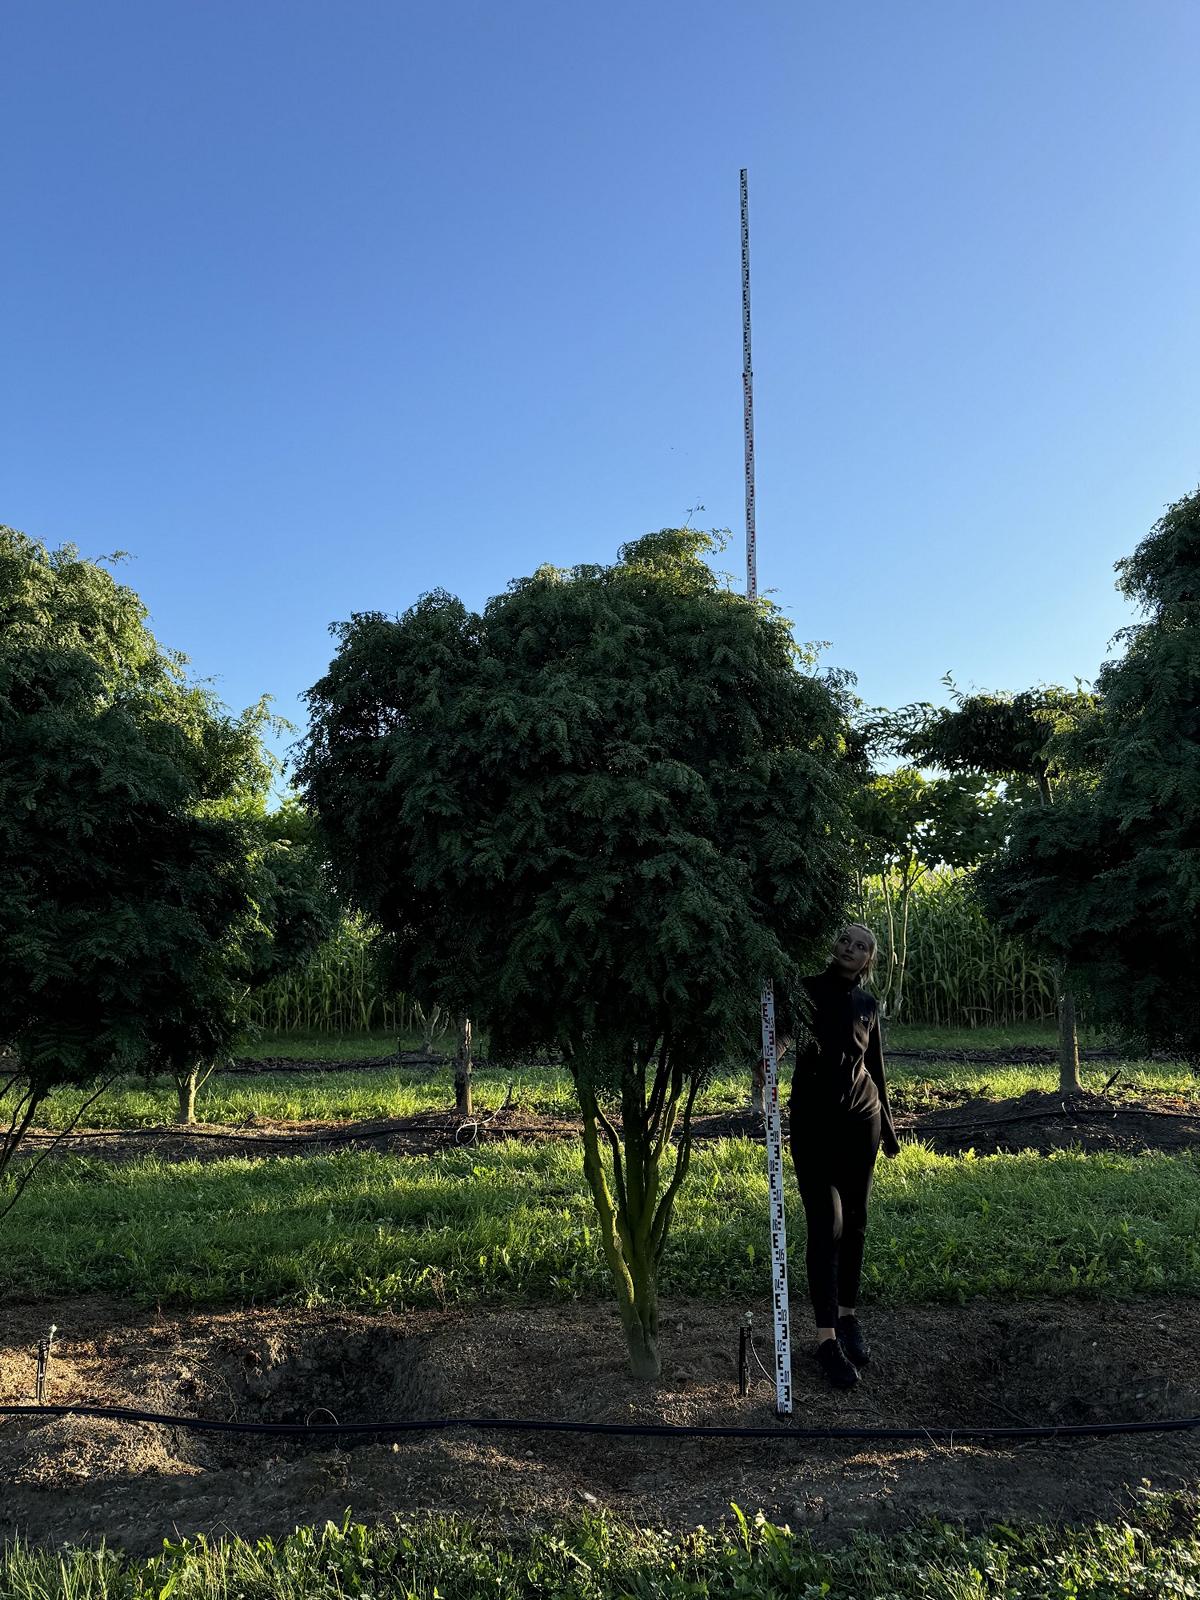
[
  {"x1": 242, "y1": 915, "x2": 416, "y2": 1036},
  {"x1": 860, "y1": 868, "x2": 1056, "y2": 1028}
]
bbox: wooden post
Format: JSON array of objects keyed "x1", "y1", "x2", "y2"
[{"x1": 455, "y1": 1013, "x2": 474, "y2": 1116}]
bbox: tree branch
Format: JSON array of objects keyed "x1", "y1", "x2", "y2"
[
  {"x1": 645, "y1": 1032, "x2": 672, "y2": 1143},
  {"x1": 591, "y1": 1097, "x2": 629, "y2": 1222},
  {"x1": 0, "y1": 1076, "x2": 117, "y2": 1220},
  {"x1": 651, "y1": 1072, "x2": 701, "y2": 1263}
]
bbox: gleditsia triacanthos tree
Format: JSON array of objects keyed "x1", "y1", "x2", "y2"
[
  {"x1": 980, "y1": 488, "x2": 1200, "y2": 1064},
  {"x1": 0, "y1": 529, "x2": 332, "y2": 1206},
  {"x1": 299, "y1": 530, "x2": 861, "y2": 1378},
  {"x1": 886, "y1": 681, "x2": 1098, "y2": 1091}
]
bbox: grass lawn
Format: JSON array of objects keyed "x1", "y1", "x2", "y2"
[
  {"x1": 3, "y1": 1138, "x2": 1198, "y2": 1308},
  {"x1": 2, "y1": 1497, "x2": 1198, "y2": 1599}
]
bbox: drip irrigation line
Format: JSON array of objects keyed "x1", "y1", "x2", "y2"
[
  {"x1": 915, "y1": 1104, "x2": 1200, "y2": 1134},
  {"x1": 16, "y1": 1116, "x2": 573, "y2": 1150},
  {"x1": 19, "y1": 1122, "x2": 446, "y2": 1148},
  {"x1": 3, "y1": 1401, "x2": 1200, "y2": 1443}
]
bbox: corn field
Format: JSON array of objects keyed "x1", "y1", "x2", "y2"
[
  {"x1": 242, "y1": 916, "x2": 426, "y2": 1036},
  {"x1": 860, "y1": 867, "x2": 1057, "y2": 1028},
  {"x1": 247, "y1": 871, "x2": 1054, "y2": 1037}
]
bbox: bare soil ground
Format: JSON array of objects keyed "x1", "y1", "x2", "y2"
[
  {"x1": 908, "y1": 1089, "x2": 1200, "y2": 1157},
  {"x1": 2, "y1": 1297, "x2": 1199, "y2": 1553},
  {"x1": 21, "y1": 1089, "x2": 1200, "y2": 1164}
]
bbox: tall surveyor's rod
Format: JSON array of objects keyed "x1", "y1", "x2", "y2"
[{"x1": 741, "y1": 167, "x2": 793, "y2": 1417}]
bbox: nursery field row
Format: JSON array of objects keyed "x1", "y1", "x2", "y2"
[
  {"x1": 4, "y1": 1139, "x2": 1199, "y2": 1309},
  {"x1": 27, "y1": 1056, "x2": 1200, "y2": 1133}
]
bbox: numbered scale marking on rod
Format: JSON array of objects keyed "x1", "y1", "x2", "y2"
[
  {"x1": 742, "y1": 167, "x2": 793, "y2": 1417},
  {"x1": 759, "y1": 982, "x2": 792, "y2": 1413}
]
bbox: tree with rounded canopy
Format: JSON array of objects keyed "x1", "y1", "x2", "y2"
[
  {"x1": 0, "y1": 528, "x2": 332, "y2": 1197},
  {"x1": 978, "y1": 488, "x2": 1200, "y2": 1063},
  {"x1": 883, "y1": 680, "x2": 1098, "y2": 1089},
  {"x1": 298, "y1": 529, "x2": 861, "y2": 1377}
]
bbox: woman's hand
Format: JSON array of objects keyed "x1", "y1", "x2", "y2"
[{"x1": 882, "y1": 1128, "x2": 901, "y2": 1159}]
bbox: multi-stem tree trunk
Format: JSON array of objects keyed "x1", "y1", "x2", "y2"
[
  {"x1": 174, "y1": 1062, "x2": 217, "y2": 1125},
  {"x1": 175, "y1": 1069, "x2": 199, "y2": 1126},
  {"x1": 455, "y1": 1013, "x2": 473, "y2": 1117},
  {"x1": 573, "y1": 1040, "x2": 699, "y2": 1379}
]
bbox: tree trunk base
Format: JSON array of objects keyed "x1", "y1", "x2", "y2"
[{"x1": 1058, "y1": 983, "x2": 1081, "y2": 1095}]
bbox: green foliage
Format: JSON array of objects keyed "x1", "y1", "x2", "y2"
[
  {"x1": 0, "y1": 527, "x2": 331, "y2": 1178},
  {"x1": 981, "y1": 488, "x2": 1200, "y2": 1061},
  {"x1": 855, "y1": 770, "x2": 1009, "y2": 879},
  {"x1": 890, "y1": 679, "x2": 1100, "y2": 801},
  {"x1": 853, "y1": 772, "x2": 1014, "y2": 1023},
  {"x1": 3, "y1": 1498, "x2": 1200, "y2": 1599},
  {"x1": 0, "y1": 634, "x2": 256, "y2": 1148},
  {"x1": 245, "y1": 869, "x2": 1057, "y2": 1035},
  {"x1": 300, "y1": 529, "x2": 860, "y2": 1070}
]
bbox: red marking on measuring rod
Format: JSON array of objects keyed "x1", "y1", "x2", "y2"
[{"x1": 742, "y1": 167, "x2": 792, "y2": 1416}]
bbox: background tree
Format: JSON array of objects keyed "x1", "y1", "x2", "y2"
[
  {"x1": 165, "y1": 784, "x2": 337, "y2": 1125},
  {"x1": 979, "y1": 488, "x2": 1200, "y2": 1063},
  {"x1": 299, "y1": 529, "x2": 861, "y2": 1377},
  {"x1": 0, "y1": 528, "x2": 329, "y2": 1197},
  {"x1": 887, "y1": 681, "x2": 1098, "y2": 1090},
  {"x1": 852, "y1": 768, "x2": 1008, "y2": 1027},
  {"x1": 0, "y1": 637, "x2": 258, "y2": 1199}
]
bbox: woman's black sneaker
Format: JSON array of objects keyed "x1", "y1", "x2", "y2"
[
  {"x1": 816, "y1": 1336, "x2": 859, "y2": 1389},
  {"x1": 837, "y1": 1314, "x2": 870, "y2": 1367}
]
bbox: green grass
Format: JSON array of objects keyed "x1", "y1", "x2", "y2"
[
  {"x1": 30, "y1": 1048, "x2": 1199, "y2": 1132},
  {"x1": 3, "y1": 1499, "x2": 1199, "y2": 1599},
  {"x1": 4, "y1": 1138, "x2": 1199, "y2": 1308},
  {"x1": 888, "y1": 1057, "x2": 1200, "y2": 1108},
  {"x1": 887, "y1": 1021, "x2": 1064, "y2": 1050}
]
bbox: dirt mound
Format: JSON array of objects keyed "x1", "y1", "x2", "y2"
[
  {"x1": 7, "y1": 1413, "x2": 190, "y2": 1488},
  {"x1": 909, "y1": 1089, "x2": 1200, "y2": 1156},
  {"x1": 3, "y1": 1297, "x2": 1199, "y2": 1554}
]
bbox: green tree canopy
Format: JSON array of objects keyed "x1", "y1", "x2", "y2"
[
  {"x1": 886, "y1": 679, "x2": 1099, "y2": 803},
  {"x1": 299, "y1": 528, "x2": 862, "y2": 1374},
  {"x1": 0, "y1": 528, "x2": 332, "y2": 1184},
  {"x1": 979, "y1": 488, "x2": 1200, "y2": 1061}
]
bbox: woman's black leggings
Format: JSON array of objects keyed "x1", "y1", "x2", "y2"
[{"x1": 790, "y1": 1105, "x2": 881, "y2": 1328}]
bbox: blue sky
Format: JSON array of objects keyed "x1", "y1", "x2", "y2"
[{"x1": 4, "y1": 1, "x2": 1198, "y2": 780}]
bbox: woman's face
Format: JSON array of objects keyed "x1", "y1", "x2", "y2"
[{"x1": 832, "y1": 927, "x2": 874, "y2": 977}]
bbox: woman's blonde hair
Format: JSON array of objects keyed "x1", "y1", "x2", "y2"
[{"x1": 839, "y1": 922, "x2": 878, "y2": 983}]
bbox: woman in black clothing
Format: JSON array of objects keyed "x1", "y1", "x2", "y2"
[{"x1": 789, "y1": 923, "x2": 900, "y2": 1390}]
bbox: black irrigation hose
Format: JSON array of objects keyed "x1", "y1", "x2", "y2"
[
  {"x1": 3, "y1": 1401, "x2": 1200, "y2": 1443},
  {"x1": 918, "y1": 1105, "x2": 1200, "y2": 1134},
  {"x1": 16, "y1": 1120, "x2": 543, "y2": 1149}
]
